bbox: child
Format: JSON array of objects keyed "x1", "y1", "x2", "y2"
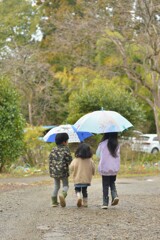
[
  {"x1": 96, "y1": 132, "x2": 120, "y2": 209},
  {"x1": 69, "y1": 143, "x2": 95, "y2": 207},
  {"x1": 49, "y1": 133, "x2": 72, "y2": 207}
]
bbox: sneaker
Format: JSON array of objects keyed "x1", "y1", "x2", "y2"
[
  {"x1": 101, "y1": 205, "x2": 108, "y2": 209},
  {"x1": 82, "y1": 198, "x2": 88, "y2": 207},
  {"x1": 59, "y1": 195, "x2": 66, "y2": 207},
  {"x1": 52, "y1": 203, "x2": 59, "y2": 207},
  {"x1": 111, "y1": 197, "x2": 119, "y2": 206}
]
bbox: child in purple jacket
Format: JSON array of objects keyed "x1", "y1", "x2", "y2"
[{"x1": 96, "y1": 132, "x2": 120, "y2": 209}]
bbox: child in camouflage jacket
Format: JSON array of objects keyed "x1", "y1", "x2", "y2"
[{"x1": 49, "y1": 133, "x2": 72, "y2": 207}]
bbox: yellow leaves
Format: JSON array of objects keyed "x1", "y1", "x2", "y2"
[
  {"x1": 127, "y1": 43, "x2": 144, "y2": 60},
  {"x1": 55, "y1": 68, "x2": 74, "y2": 86},
  {"x1": 73, "y1": 67, "x2": 89, "y2": 75},
  {"x1": 72, "y1": 67, "x2": 97, "y2": 81},
  {"x1": 111, "y1": 75, "x2": 130, "y2": 86},
  {"x1": 55, "y1": 67, "x2": 97, "y2": 89},
  {"x1": 104, "y1": 54, "x2": 123, "y2": 67},
  {"x1": 105, "y1": 29, "x2": 124, "y2": 41},
  {"x1": 24, "y1": 126, "x2": 45, "y2": 147}
]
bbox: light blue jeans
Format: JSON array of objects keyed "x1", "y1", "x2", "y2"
[{"x1": 52, "y1": 177, "x2": 69, "y2": 197}]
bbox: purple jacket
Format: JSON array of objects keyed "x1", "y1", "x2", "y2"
[{"x1": 96, "y1": 140, "x2": 120, "y2": 176}]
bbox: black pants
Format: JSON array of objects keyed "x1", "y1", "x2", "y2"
[
  {"x1": 102, "y1": 175, "x2": 117, "y2": 198},
  {"x1": 75, "y1": 187, "x2": 88, "y2": 198}
]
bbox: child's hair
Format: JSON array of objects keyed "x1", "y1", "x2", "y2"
[
  {"x1": 75, "y1": 143, "x2": 93, "y2": 159},
  {"x1": 55, "y1": 133, "x2": 69, "y2": 145},
  {"x1": 101, "y1": 132, "x2": 119, "y2": 158}
]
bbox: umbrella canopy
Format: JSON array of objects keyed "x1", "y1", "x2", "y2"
[
  {"x1": 74, "y1": 110, "x2": 133, "y2": 134},
  {"x1": 43, "y1": 124, "x2": 93, "y2": 143}
]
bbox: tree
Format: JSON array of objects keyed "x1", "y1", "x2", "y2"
[
  {"x1": 103, "y1": 0, "x2": 160, "y2": 138},
  {"x1": 0, "y1": 0, "x2": 41, "y2": 52},
  {"x1": 0, "y1": 0, "x2": 156, "y2": 131},
  {"x1": 67, "y1": 81, "x2": 146, "y2": 130},
  {"x1": 0, "y1": 0, "x2": 69, "y2": 125},
  {"x1": 37, "y1": 0, "x2": 111, "y2": 69},
  {"x1": 0, "y1": 44, "x2": 68, "y2": 125},
  {"x1": 0, "y1": 76, "x2": 25, "y2": 172}
]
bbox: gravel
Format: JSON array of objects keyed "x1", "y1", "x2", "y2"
[{"x1": 0, "y1": 175, "x2": 160, "y2": 240}]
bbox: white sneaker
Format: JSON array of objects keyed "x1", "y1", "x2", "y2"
[
  {"x1": 83, "y1": 198, "x2": 88, "y2": 207},
  {"x1": 101, "y1": 205, "x2": 108, "y2": 209}
]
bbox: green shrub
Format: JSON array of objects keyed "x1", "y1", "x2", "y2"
[
  {"x1": 0, "y1": 77, "x2": 25, "y2": 172},
  {"x1": 22, "y1": 126, "x2": 54, "y2": 167}
]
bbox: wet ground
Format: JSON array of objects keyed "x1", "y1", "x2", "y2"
[{"x1": 0, "y1": 175, "x2": 160, "y2": 240}]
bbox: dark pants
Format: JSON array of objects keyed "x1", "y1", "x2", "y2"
[
  {"x1": 75, "y1": 187, "x2": 88, "y2": 198},
  {"x1": 102, "y1": 175, "x2": 117, "y2": 199}
]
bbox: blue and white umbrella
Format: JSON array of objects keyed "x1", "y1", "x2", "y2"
[
  {"x1": 43, "y1": 124, "x2": 93, "y2": 143},
  {"x1": 74, "y1": 110, "x2": 133, "y2": 134}
]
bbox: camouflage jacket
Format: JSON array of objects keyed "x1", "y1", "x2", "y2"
[{"x1": 49, "y1": 145, "x2": 72, "y2": 178}]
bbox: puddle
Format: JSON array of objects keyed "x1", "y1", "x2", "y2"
[
  {"x1": 43, "y1": 231, "x2": 70, "y2": 240},
  {"x1": 37, "y1": 225, "x2": 70, "y2": 240},
  {"x1": 37, "y1": 225, "x2": 50, "y2": 231},
  {"x1": 146, "y1": 179, "x2": 154, "y2": 182}
]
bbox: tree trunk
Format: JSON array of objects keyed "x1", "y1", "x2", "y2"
[
  {"x1": 153, "y1": 99, "x2": 160, "y2": 142},
  {"x1": 28, "y1": 103, "x2": 33, "y2": 125},
  {"x1": 0, "y1": 162, "x2": 4, "y2": 173}
]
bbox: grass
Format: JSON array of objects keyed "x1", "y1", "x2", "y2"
[
  {"x1": 118, "y1": 145, "x2": 160, "y2": 177},
  {"x1": 1, "y1": 145, "x2": 160, "y2": 178},
  {"x1": 1, "y1": 163, "x2": 159, "y2": 179},
  {"x1": 119, "y1": 163, "x2": 160, "y2": 178}
]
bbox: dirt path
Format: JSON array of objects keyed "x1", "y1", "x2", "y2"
[{"x1": 0, "y1": 175, "x2": 160, "y2": 240}]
